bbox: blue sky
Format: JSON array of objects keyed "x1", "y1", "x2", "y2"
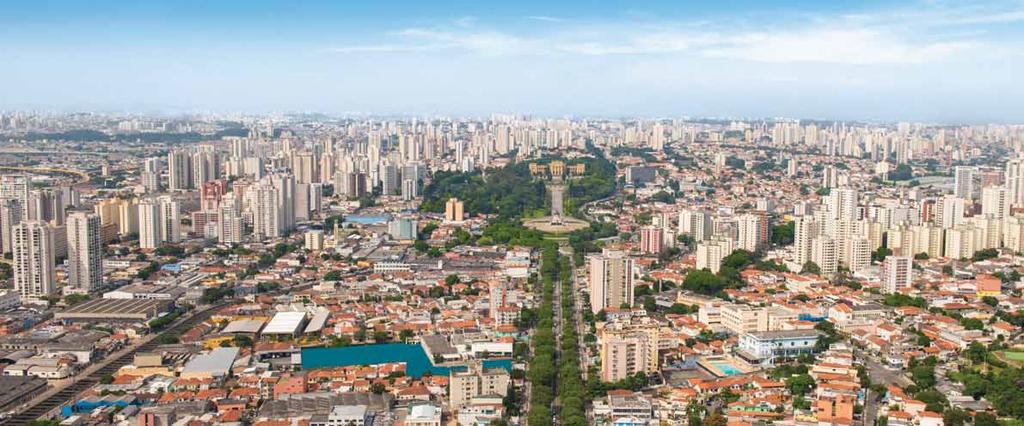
[{"x1": 1, "y1": 0, "x2": 1023, "y2": 122}]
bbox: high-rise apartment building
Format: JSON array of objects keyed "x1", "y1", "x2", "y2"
[
  {"x1": 935, "y1": 195, "x2": 966, "y2": 228},
  {"x1": 639, "y1": 226, "x2": 663, "y2": 254},
  {"x1": 192, "y1": 151, "x2": 220, "y2": 188},
  {"x1": 118, "y1": 198, "x2": 139, "y2": 236},
  {"x1": 695, "y1": 238, "x2": 734, "y2": 274},
  {"x1": 158, "y1": 196, "x2": 180, "y2": 244},
  {"x1": 589, "y1": 249, "x2": 634, "y2": 314},
  {"x1": 12, "y1": 221, "x2": 55, "y2": 299},
  {"x1": 1006, "y1": 158, "x2": 1024, "y2": 208},
  {"x1": 954, "y1": 166, "x2": 976, "y2": 199},
  {"x1": 141, "y1": 157, "x2": 162, "y2": 193},
  {"x1": 444, "y1": 198, "x2": 465, "y2": 222},
  {"x1": 811, "y1": 237, "x2": 838, "y2": 277},
  {"x1": 881, "y1": 256, "x2": 912, "y2": 294},
  {"x1": 291, "y1": 152, "x2": 317, "y2": 184},
  {"x1": 167, "y1": 150, "x2": 192, "y2": 191},
  {"x1": 448, "y1": 362, "x2": 510, "y2": 408},
  {"x1": 66, "y1": 212, "x2": 102, "y2": 292},
  {"x1": 678, "y1": 209, "x2": 712, "y2": 242},
  {"x1": 0, "y1": 199, "x2": 23, "y2": 255},
  {"x1": 825, "y1": 187, "x2": 858, "y2": 222},
  {"x1": 735, "y1": 213, "x2": 767, "y2": 252},
  {"x1": 982, "y1": 186, "x2": 1008, "y2": 219},
  {"x1": 381, "y1": 163, "x2": 399, "y2": 195},
  {"x1": 219, "y1": 193, "x2": 244, "y2": 244},
  {"x1": 271, "y1": 173, "x2": 296, "y2": 233},
  {"x1": 598, "y1": 317, "x2": 659, "y2": 382},
  {"x1": 793, "y1": 216, "x2": 818, "y2": 265},
  {"x1": 401, "y1": 178, "x2": 418, "y2": 201},
  {"x1": 137, "y1": 199, "x2": 162, "y2": 250}
]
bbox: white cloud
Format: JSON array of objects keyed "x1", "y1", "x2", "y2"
[
  {"x1": 453, "y1": 16, "x2": 477, "y2": 28},
  {"x1": 392, "y1": 28, "x2": 542, "y2": 55},
  {"x1": 528, "y1": 16, "x2": 565, "y2": 22},
  {"x1": 324, "y1": 4, "x2": 997, "y2": 65},
  {"x1": 323, "y1": 44, "x2": 437, "y2": 53},
  {"x1": 702, "y1": 29, "x2": 974, "y2": 64}
]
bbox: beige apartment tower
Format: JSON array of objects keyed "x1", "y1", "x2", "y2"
[
  {"x1": 66, "y1": 212, "x2": 103, "y2": 292},
  {"x1": 589, "y1": 249, "x2": 634, "y2": 314},
  {"x1": 13, "y1": 221, "x2": 56, "y2": 299},
  {"x1": 445, "y1": 197, "x2": 465, "y2": 222}
]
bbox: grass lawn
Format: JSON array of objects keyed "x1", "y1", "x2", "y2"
[{"x1": 1001, "y1": 350, "x2": 1024, "y2": 361}]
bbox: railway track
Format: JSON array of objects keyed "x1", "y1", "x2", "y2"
[{"x1": 1, "y1": 304, "x2": 224, "y2": 425}]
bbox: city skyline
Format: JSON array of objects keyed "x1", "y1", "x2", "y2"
[{"x1": 2, "y1": 0, "x2": 1024, "y2": 122}]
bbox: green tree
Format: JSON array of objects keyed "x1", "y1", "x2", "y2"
[
  {"x1": 889, "y1": 164, "x2": 914, "y2": 180},
  {"x1": 960, "y1": 317, "x2": 984, "y2": 330},
  {"x1": 963, "y1": 342, "x2": 988, "y2": 364},
  {"x1": 972, "y1": 248, "x2": 999, "y2": 261},
  {"x1": 328, "y1": 335, "x2": 352, "y2": 347},
  {"x1": 915, "y1": 389, "x2": 947, "y2": 412},
  {"x1": 872, "y1": 247, "x2": 893, "y2": 262},
  {"x1": 683, "y1": 269, "x2": 727, "y2": 295},
  {"x1": 643, "y1": 296, "x2": 657, "y2": 312},
  {"x1": 974, "y1": 412, "x2": 998, "y2": 426},
  {"x1": 668, "y1": 303, "x2": 697, "y2": 315},
  {"x1": 369, "y1": 382, "x2": 386, "y2": 394},
  {"x1": 64, "y1": 294, "x2": 91, "y2": 306},
  {"x1": 942, "y1": 407, "x2": 967, "y2": 426},
  {"x1": 721, "y1": 249, "x2": 755, "y2": 269},
  {"x1": 883, "y1": 294, "x2": 927, "y2": 308},
  {"x1": 910, "y1": 365, "x2": 936, "y2": 389},
  {"x1": 801, "y1": 261, "x2": 822, "y2": 275},
  {"x1": 704, "y1": 412, "x2": 727, "y2": 426},
  {"x1": 785, "y1": 373, "x2": 816, "y2": 396},
  {"x1": 771, "y1": 221, "x2": 795, "y2": 246},
  {"x1": 372, "y1": 330, "x2": 391, "y2": 343}
]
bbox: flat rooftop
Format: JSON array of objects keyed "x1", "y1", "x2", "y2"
[
  {"x1": 181, "y1": 347, "x2": 240, "y2": 377},
  {"x1": 262, "y1": 311, "x2": 307, "y2": 335},
  {"x1": 54, "y1": 298, "x2": 170, "y2": 321},
  {"x1": 746, "y1": 329, "x2": 821, "y2": 340}
]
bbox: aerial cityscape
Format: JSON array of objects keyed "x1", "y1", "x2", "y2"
[{"x1": 2, "y1": 1, "x2": 1024, "y2": 426}]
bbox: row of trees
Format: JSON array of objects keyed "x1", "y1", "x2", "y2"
[
  {"x1": 525, "y1": 244, "x2": 589, "y2": 425},
  {"x1": 557, "y1": 251, "x2": 587, "y2": 426},
  {"x1": 526, "y1": 244, "x2": 560, "y2": 426}
]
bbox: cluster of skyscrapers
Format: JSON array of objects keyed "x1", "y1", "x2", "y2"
[{"x1": 0, "y1": 175, "x2": 100, "y2": 300}]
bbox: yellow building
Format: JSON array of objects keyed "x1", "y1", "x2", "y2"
[
  {"x1": 598, "y1": 316, "x2": 660, "y2": 382},
  {"x1": 549, "y1": 160, "x2": 565, "y2": 177},
  {"x1": 93, "y1": 198, "x2": 121, "y2": 226},
  {"x1": 445, "y1": 198, "x2": 465, "y2": 222},
  {"x1": 449, "y1": 361, "x2": 510, "y2": 408}
]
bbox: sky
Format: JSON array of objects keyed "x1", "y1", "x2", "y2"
[{"x1": 1, "y1": 0, "x2": 1023, "y2": 122}]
